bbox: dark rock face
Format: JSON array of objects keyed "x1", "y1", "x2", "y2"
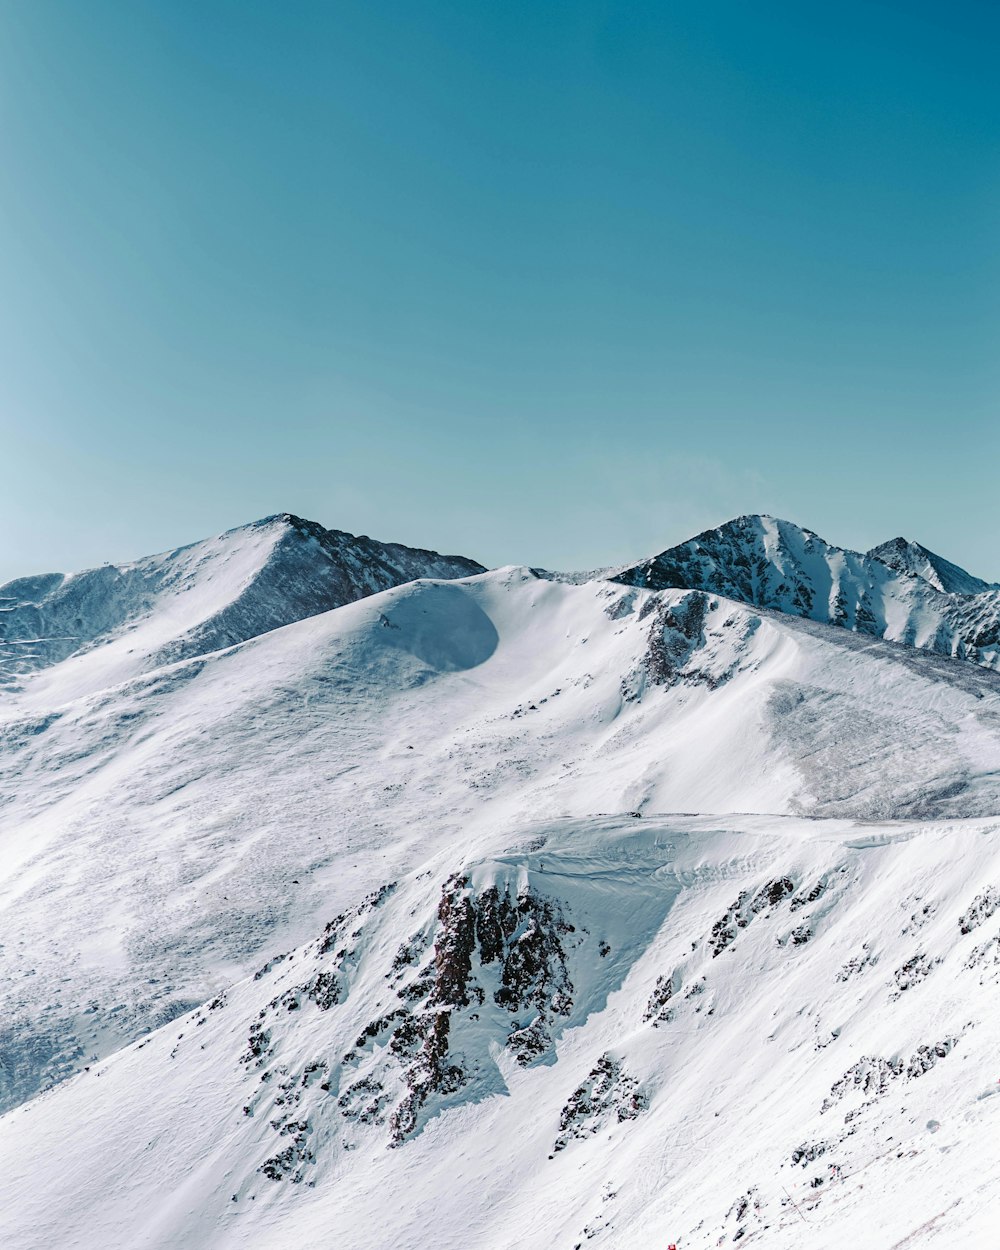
[
  {"x1": 620, "y1": 590, "x2": 758, "y2": 703},
  {"x1": 837, "y1": 945, "x2": 879, "y2": 981},
  {"x1": 868, "y1": 537, "x2": 997, "y2": 596},
  {"x1": 387, "y1": 1010, "x2": 464, "y2": 1143},
  {"x1": 790, "y1": 880, "x2": 827, "y2": 911},
  {"x1": 791, "y1": 1141, "x2": 828, "y2": 1166},
  {"x1": 371, "y1": 875, "x2": 579, "y2": 1144},
  {"x1": 821, "y1": 1038, "x2": 957, "y2": 1112},
  {"x1": 964, "y1": 931, "x2": 1000, "y2": 978},
  {"x1": 614, "y1": 516, "x2": 853, "y2": 617},
  {"x1": 958, "y1": 886, "x2": 1000, "y2": 935},
  {"x1": 725, "y1": 1187, "x2": 765, "y2": 1241},
  {"x1": 611, "y1": 514, "x2": 1000, "y2": 672},
  {"x1": 643, "y1": 972, "x2": 678, "y2": 1025},
  {"x1": 892, "y1": 952, "x2": 940, "y2": 995},
  {"x1": 431, "y1": 877, "x2": 478, "y2": 1008},
  {"x1": 710, "y1": 878, "x2": 796, "y2": 957},
  {"x1": 154, "y1": 515, "x2": 484, "y2": 669}
]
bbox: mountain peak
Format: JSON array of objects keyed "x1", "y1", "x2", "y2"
[
  {"x1": 612, "y1": 514, "x2": 847, "y2": 611},
  {"x1": 867, "y1": 536, "x2": 995, "y2": 595},
  {"x1": 0, "y1": 515, "x2": 485, "y2": 691}
]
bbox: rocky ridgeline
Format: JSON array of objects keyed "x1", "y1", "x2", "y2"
[
  {"x1": 612, "y1": 514, "x2": 1000, "y2": 671},
  {"x1": 0, "y1": 512, "x2": 484, "y2": 683}
]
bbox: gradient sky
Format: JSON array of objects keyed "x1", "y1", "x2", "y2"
[{"x1": 1, "y1": 0, "x2": 997, "y2": 582}]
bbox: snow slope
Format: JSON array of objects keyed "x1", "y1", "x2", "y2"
[
  {"x1": 2, "y1": 514, "x2": 1000, "y2": 1249},
  {"x1": 613, "y1": 514, "x2": 1000, "y2": 671},
  {"x1": 1, "y1": 812, "x2": 998, "y2": 1250},
  {"x1": 3, "y1": 569, "x2": 1000, "y2": 1112}
]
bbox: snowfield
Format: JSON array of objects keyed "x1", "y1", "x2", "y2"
[{"x1": 0, "y1": 514, "x2": 998, "y2": 1249}]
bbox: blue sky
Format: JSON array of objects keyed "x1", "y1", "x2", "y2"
[{"x1": 1, "y1": 0, "x2": 997, "y2": 580}]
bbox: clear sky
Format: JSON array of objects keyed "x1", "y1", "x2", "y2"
[{"x1": 1, "y1": 0, "x2": 997, "y2": 582}]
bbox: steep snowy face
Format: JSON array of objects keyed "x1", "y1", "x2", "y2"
[
  {"x1": 2, "y1": 815, "x2": 998, "y2": 1250},
  {"x1": 0, "y1": 513, "x2": 483, "y2": 694},
  {"x1": 867, "y1": 536, "x2": 998, "y2": 595},
  {"x1": 612, "y1": 514, "x2": 1000, "y2": 671}
]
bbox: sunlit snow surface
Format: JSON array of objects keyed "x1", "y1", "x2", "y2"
[{"x1": 1, "y1": 521, "x2": 999, "y2": 1248}]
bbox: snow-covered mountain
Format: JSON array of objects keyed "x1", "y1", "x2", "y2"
[
  {"x1": 1, "y1": 513, "x2": 999, "y2": 1250},
  {"x1": 613, "y1": 514, "x2": 1000, "y2": 671},
  {"x1": 0, "y1": 512, "x2": 483, "y2": 695},
  {"x1": 868, "y1": 536, "x2": 999, "y2": 596}
]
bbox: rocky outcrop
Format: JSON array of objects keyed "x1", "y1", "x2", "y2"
[
  {"x1": 620, "y1": 591, "x2": 759, "y2": 702},
  {"x1": 243, "y1": 869, "x2": 594, "y2": 1168},
  {"x1": 553, "y1": 1054, "x2": 648, "y2": 1153},
  {"x1": 821, "y1": 1038, "x2": 958, "y2": 1113},
  {"x1": 959, "y1": 886, "x2": 1000, "y2": 935},
  {"x1": 710, "y1": 877, "x2": 796, "y2": 957}
]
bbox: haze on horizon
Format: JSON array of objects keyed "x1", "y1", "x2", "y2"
[{"x1": 1, "y1": 1, "x2": 997, "y2": 583}]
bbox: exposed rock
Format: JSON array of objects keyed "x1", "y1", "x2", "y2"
[
  {"x1": 553, "y1": 1055, "x2": 648, "y2": 1152},
  {"x1": 837, "y1": 944, "x2": 878, "y2": 981},
  {"x1": 964, "y1": 931, "x2": 1000, "y2": 978},
  {"x1": 644, "y1": 971, "x2": 679, "y2": 1025},
  {"x1": 791, "y1": 1141, "x2": 828, "y2": 1166},
  {"x1": 892, "y1": 952, "x2": 940, "y2": 995},
  {"x1": 711, "y1": 878, "x2": 795, "y2": 956},
  {"x1": 790, "y1": 880, "x2": 827, "y2": 912},
  {"x1": 822, "y1": 1037, "x2": 957, "y2": 1112},
  {"x1": 959, "y1": 886, "x2": 1000, "y2": 935}
]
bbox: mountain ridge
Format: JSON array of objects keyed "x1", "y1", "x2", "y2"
[
  {"x1": 0, "y1": 512, "x2": 484, "y2": 696},
  {"x1": 866, "y1": 534, "x2": 998, "y2": 595},
  {"x1": 611, "y1": 513, "x2": 1000, "y2": 671},
  {"x1": 4, "y1": 510, "x2": 997, "y2": 698}
]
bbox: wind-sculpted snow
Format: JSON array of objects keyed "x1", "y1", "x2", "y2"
[
  {"x1": 613, "y1": 513, "x2": 1000, "y2": 671},
  {"x1": 0, "y1": 512, "x2": 483, "y2": 692}
]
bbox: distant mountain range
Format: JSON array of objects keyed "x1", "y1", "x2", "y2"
[{"x1": 3, "y1": 513, "x2": 998, "y2": 696}]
